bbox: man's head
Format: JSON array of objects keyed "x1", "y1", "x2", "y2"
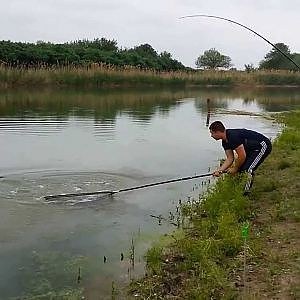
[{"x1": 209, "y1": 121, "x2": 226, "y2": 140}]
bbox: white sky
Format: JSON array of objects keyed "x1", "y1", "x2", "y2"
[{"x1": 1, "y1": 0, "x2": 299, "y2": 69}]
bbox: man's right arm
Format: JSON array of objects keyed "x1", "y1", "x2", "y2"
[{"x1": 213, "y1": 149, "x2": 234, "y2": 177}]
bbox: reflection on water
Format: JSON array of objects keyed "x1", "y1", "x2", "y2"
[
  {"x1": 1, "y1": 87, "x2": 299, "y2": 137},
  {"x1": 0, "y1": 118, "x2": 69, "y2": 136},
  {"x1": 0, "y1": 86, "x2": 299, "y2": 299}
]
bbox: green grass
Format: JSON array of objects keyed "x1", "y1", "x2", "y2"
[
  {"x1": 129, "y1": 174, "x2": 251, "y2": 299},
  {"x1": 128, "y1": 111, "x2": 300, "y2": 299}
]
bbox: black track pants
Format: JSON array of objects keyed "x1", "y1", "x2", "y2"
[{"x1": 239, "y1": 139, "x2": 272, "y2": 191}]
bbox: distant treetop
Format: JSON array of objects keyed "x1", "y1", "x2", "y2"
[{"x1": 0, "y1": 38, "x2": 186, "y2": 71}]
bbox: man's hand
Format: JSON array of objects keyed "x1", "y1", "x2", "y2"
[
  {"x1": 227, "y1": 166, "x2": 239, "y2": 175},
  {"x1": 213, "y1": 170, "x2": 224, "y2": 177}
]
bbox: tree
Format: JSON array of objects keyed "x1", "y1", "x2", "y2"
[
  {"x1": 92, "y1": 38, "x2": 118, "y2": 51},
  {"x1": 244, "y1": 63, "x2": 256, "y2": 73},
  {"x1": 133, "y1": 44, "x2": 158, "y2": 58},
  {"x1": 195, "y1": 48, "x2": 232, "y2": 70},
  {"x1": 293, "y1": 54, "x2": 300, "y2": 68},
  {"x1": 259, "y1": 43, "x2": 294, "y2": 70},
  {"x1": 0, "y1": 39, "x2": 188, "y2": 71}
]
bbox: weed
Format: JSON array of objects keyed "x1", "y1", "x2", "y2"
[
  {"x1": 260, "y1": 179, "x2": 279, "y2": 192},
  {"x1": 276, "y1": 130, "x2": 300, "y2": 150},
  {"x1": 277, "y1": 159, "x2": 291, "y2": 170},
  {"x1": 145, "y1": 246, "x2": 163, "y2": 275}
]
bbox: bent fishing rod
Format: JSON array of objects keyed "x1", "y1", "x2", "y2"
[
  {"x1": 44, "y1": 172, "x2": 212, "y2": 201},
  {"x1": 180, "y1": 14, "x2": 300, "y2": 71}
]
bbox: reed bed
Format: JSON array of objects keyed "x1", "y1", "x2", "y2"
[{"x1": 1, "y1": 63, "x2": 300, "y2": 88}]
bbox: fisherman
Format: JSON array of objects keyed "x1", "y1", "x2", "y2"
[{"x1": 209, "y1": 121, "x2": 272, "y2": 192}]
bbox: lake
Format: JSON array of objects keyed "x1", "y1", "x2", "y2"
[{"x1": 0, "y1": 86, "x2": 299, "y2": 299}]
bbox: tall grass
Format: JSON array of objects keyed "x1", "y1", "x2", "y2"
[
  {"x1": 0, "y1": 63, "x2": 236, "y2": 88},
  {"x1": 1, "y1": 63, "x2": 300, "y2": 88}
]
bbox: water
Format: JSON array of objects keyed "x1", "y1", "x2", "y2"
[{"x1": 0, "y1": 87, "x2": 300, "y2": 299}]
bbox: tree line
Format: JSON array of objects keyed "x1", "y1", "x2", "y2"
[
  {"x1": 0, "y1": 38, "x2": 186, "y2": 71},
  {"x1": 1, "y1": 38, "x2": 299, "y2": 71}
]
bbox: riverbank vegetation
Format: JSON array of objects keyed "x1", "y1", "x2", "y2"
[
  {"x1": 1, "y1": 63, "x2": 300, "y2": 89},
  {"x1": 1, "y1": 40, "x2": 299, "y2": 71},
  {"x1": 129, "y1": 111, "x2": 300, "y2": 299},
  {"x1": 1, "y1": 39, "x2": 300, "y2": 89}
]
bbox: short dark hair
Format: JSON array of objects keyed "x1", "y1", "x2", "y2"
[{"x1": 209, "y1": 121, "x2": 225, "y2": 132}]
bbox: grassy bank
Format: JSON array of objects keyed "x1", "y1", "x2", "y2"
[
  {"x1": 129, "y1": 111, "x2": 300, "y2": 299},
  {"x1": 1, "y1": 64, "x2": 300, "y2": 89}
]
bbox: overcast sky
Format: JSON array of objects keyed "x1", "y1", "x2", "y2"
[{"x1": 1, "y1": 0, "x2": 299, "y2": 69}]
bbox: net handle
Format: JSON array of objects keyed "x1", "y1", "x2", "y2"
[{"x1": 44, "y1": 173, "x2": 212, "y2": 201}]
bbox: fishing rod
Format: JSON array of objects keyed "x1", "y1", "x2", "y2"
[
  {"x1": 44, "y1": 172, "x2": 212, "y2": 201},
  {"x1": 180, "y1": 14, "x2": 300, "y2": 71}
]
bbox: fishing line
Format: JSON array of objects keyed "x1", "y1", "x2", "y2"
[{"x1": 180, "y1": 14, "x2": 300, "y2": 71}]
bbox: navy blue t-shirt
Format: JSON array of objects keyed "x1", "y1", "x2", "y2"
[{"x1": 222, "y1": 129, "x2": 269, "y2": 152}]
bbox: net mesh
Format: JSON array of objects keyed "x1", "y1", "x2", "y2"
[{"x1": 44, "y1": 192, "x2": 113, "y2": 206}]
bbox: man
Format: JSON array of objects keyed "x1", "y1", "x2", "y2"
[{"x1": 209, "y1": 121, "x2": 272, "y2": 192}]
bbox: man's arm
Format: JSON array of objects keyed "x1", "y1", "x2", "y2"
[
  {"x1": 228, "y1": 144, "x2": 246, "y2": 175},
  {"x1": 213, "y1": 149, "x2": 234, "y2": 176}
]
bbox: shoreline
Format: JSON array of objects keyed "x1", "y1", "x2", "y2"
[{"x1": 1, "y1": 83, "x2": 300, "y2": 92}]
